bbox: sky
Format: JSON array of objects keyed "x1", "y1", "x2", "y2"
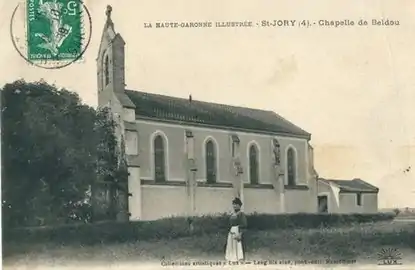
[{"x1": 0, "y1": 0, "x2": 414, "y2": 208}]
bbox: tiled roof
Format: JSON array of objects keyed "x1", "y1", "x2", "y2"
[
  {"x1": 123, "y1": 89, "x2": 311, "y2": 138},
  {"x1": 319, "y1": 178, "x2": 379, "y2": 193}
]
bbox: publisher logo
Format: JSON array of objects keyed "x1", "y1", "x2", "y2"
[{"x1": 377, "y1": 248, "x2": 402, "y2": 265}]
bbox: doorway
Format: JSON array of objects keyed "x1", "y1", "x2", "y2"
[{"x1": 318, "y1": 195, "x2": 328, "y2": 213}]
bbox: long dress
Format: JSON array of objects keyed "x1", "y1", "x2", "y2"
[{"x1": 225, "y1": 210, "x2": 247, "y2": 262}]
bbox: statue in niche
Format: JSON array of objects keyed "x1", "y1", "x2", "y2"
[{"x1": 272, "y1": 139, "x2": 281, "y2": 166}]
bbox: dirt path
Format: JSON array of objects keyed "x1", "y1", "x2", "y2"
[{"x1": 4, "y1": 248, "x2": 415, "y2": 270}]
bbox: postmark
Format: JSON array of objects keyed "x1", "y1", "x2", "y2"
[{"x1": 10, "y1": 0, "x2": 92, "y2": 69}]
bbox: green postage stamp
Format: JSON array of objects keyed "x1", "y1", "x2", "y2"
[{"x1": 25, "y1": 0, "x2": 83, "y2": 61}]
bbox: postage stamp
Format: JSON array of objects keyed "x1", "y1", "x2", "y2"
[
  {"x1": 26, "y1": 0, "x2": 82, "y2": 61},
  {"x1": 10, "y1": 0, "x2": 92, "y2": 69}
]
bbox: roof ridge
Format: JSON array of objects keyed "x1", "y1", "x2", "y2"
[
  {"x1": 320, "y1": 178, "x2": 351, "y2": 182},
  {"x1": 125, "y1": 89, "x2": 272, "y2": 113}
]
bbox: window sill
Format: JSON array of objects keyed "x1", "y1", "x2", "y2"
[
  {"x1": 284, "y1": 185, "x2": 309, "y2": 190},
  {"x1": 198, "y1": 182, "x2": 233, "y2": 188},
  {"x1": 141, "y1": 180, "x2": 234, "y2": 188},
  {"x1": 244, "y1": 183, "x2": 273, "y2": 189},
  {"x1": 140, "y1": 181, "x2": 310, "y2": 190},
  {"x1": 141, "y1": 179, "x2": 186, "y2": 186},
  {"x1": 340, "y1": 190, "x2": 378, "y2": 194}
]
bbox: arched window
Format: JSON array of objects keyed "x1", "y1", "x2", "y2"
[
  {"x1": 205, "y1": 140, "x2": 216, "y2": 183},
  {"x1": 287, "y1": 147, "x2": 296, "y2": 185},
  {"x1": 249, "y1": 144, "x2": 259, "y2": 184},
  {"x1": 154, "y1": 135, "x2": 165, "y2": 182},
  {"x1": 104, "y1": 55, "x2": 109, "y2": 86}
]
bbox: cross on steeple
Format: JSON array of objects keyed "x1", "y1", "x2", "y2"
[{"x1": 106, "y1": 5, "x2": 112, "y2": 20}]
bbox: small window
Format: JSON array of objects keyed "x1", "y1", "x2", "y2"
[
  {"x1": 104, "y1": 55, "x2": 109, "y2": 86},
  {"x1": 249, "y1": 144, "x2": 259, "y2": 184},
  {"x1": 287, "y1": 147, "x2": 296, "y2": 185},
  {"x1": 154, "y1": 135, "x2": 166, "y2": 182},
  {"x1": 205, "y1": 140, "x2": 217, "y2": 183},
  {"x1": 356, "y1": 193, "x2": 362, "y2": 206}
]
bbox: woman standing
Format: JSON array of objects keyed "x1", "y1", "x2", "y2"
[{"x1": 225, "y1": 197, "x2": 247, "y2": 262}]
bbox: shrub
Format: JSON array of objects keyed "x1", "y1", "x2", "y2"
[
  {"x1": 393, "y1": 208, "x2": 401, "y2": 216},
  {"x1": 4, "y1": 212, "x2": 395, "y2": 246}
]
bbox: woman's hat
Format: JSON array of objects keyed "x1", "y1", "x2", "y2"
[{"x1": 232, "y1": 197, "x2": 243, "y2": 206}]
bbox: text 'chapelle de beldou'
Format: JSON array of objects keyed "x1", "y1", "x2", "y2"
[{"x1": 144, "y1": 19, "x2": 400, "y2": 29}]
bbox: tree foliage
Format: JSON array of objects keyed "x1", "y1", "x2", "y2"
[{"x1": 1, "y1": 80, "x2": 127, "y2": 228}]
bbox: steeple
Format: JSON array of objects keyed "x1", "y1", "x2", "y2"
[{"x1": 96, "y1": 4, "x2": 127, "y2": 106}]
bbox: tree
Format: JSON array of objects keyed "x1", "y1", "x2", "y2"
[
  {"x1": 1, "y1": 80, "x2": 127, "y2": 228},
  {"x1": 92, "y1": 107, "x2": 129, "y2": 222}
]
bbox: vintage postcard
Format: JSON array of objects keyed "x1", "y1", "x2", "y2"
[{"x1": 1, "y1": 0, "x2": 414, "y2": 269}]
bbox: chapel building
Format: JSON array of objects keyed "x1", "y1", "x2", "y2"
[{"x1": 96, "y1": 6, "x2": 377, "y2": 221}]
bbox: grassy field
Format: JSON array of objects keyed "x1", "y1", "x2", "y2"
[
  {"x1": 396, "y1": 212, "x2": 415, "y2": 219},
  {"x1": 3, "y1": 219, "x2": 415, "y2": 267}
]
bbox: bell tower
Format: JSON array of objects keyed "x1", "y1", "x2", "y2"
[
  {"x1": 93, "y1": 5, "x2": 133, "y2": 223},
  {"x1": 96, "y1": 5, "x2": 126, "y2": 108}
]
